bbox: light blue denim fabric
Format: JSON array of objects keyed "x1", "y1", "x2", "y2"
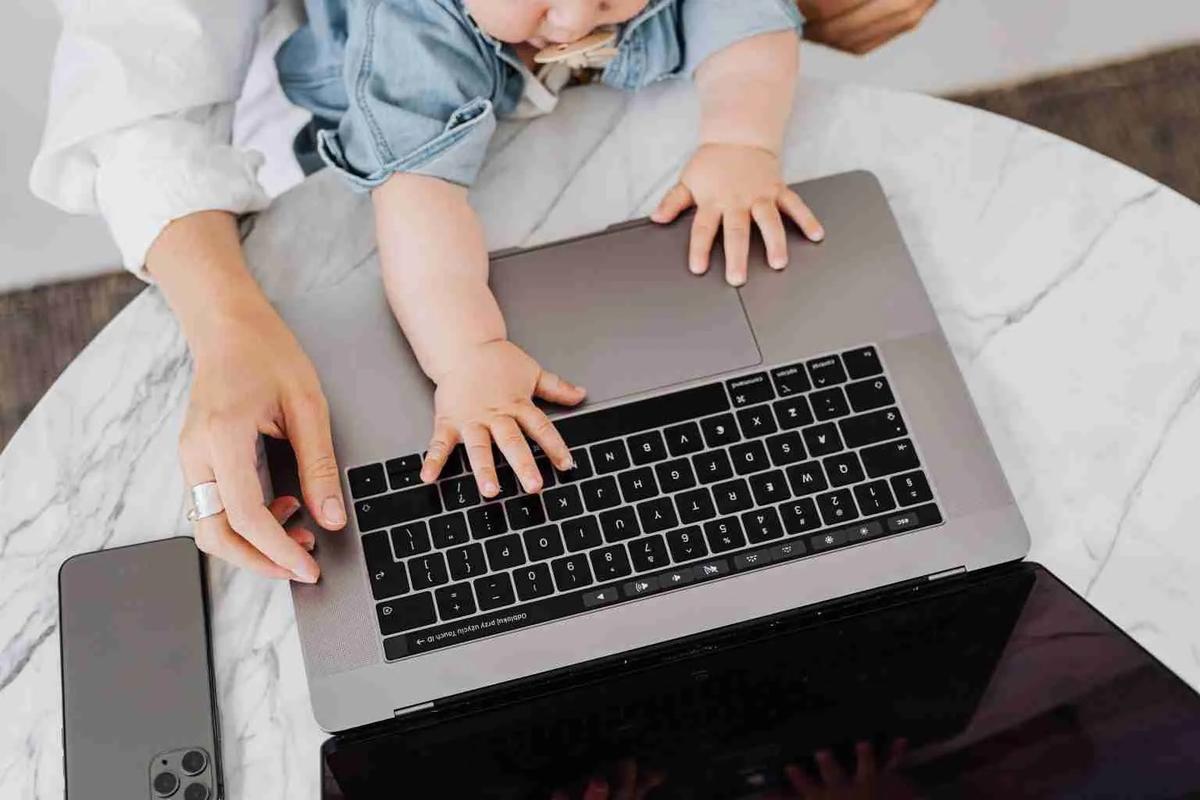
[{"x1": 277, "y1": 0, "x2": 803, "y2": 190}]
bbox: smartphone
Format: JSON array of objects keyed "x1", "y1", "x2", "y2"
[{"x1": 59, "y1": 537, "x2": 223, "y2": 799}]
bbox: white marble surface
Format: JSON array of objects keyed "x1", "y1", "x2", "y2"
[{"x1": 2, "y1": 79, "x2": 1199, "y2": 798}]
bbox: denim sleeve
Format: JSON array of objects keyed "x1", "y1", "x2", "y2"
[
  {"x1": 317, "y1": 0, "x2": 500, "y2": 190},
  {"x1": 680, "y1": 0, "x2": 804, "y2": 76}
]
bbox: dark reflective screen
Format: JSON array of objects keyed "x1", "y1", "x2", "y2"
[{"x1": 322, "y1": 564, "x2": 1200, "y2": 799}]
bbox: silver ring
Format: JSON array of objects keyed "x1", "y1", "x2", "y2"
[{"x1": 187, "y1": 481, "x2": 225, "y2": 522}]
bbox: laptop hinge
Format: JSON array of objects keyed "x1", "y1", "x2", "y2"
[{"x1": 393, "y1": 701, "x2": 435, "y2": 718}]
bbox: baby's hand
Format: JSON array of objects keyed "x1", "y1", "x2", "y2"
[
  {"x1": 651, "y1": 143, "x2": 824, "y2": 286},
  {"x1": 419, "y1": 340, "x2": 585, "y2": 496}
]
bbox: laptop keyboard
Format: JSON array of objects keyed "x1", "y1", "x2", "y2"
[{"x1": 346, "y1": 344, "x2": 943, "y2": 661}]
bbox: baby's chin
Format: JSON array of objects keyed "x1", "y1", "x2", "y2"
[{"x1": 526, "y1": 36, "x2": 549, "y2": 49}]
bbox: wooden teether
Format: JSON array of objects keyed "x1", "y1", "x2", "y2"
[{"x1": 534, "y1": 29, "x2": 618, "y2": 66}]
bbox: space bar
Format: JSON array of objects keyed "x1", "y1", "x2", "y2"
[{"x1": 552, "y1": 382, "x2": 730, "y2": 448}]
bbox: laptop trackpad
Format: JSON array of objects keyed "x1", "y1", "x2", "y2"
[{"x1": 492, "y1": 222, "x2": 762, "y2": 406}]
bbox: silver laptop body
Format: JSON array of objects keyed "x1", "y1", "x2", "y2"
[{"x1": 267, "y1": 171, "x2": 1029, "y2": 732}]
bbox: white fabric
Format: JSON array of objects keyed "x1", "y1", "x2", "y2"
[{"x1": 29, "y1": 0, "x2": 304, "y2": 277}]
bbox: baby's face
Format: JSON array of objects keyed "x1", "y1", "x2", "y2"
[{"x1": 466, "y1": 0, "x2": 649, "y2": 47}]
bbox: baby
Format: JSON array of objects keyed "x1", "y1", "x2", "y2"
[{"x1": 278, "y1": 0, "x2": 825, "y2": 500}]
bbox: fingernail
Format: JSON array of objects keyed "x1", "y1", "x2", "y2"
[
  {"x1": 811, "y1": 228, "x2": 826, "y2": 242},
  {"x1": 322, "y1": 497, "x2": 346, "y2": 527},
  {"x1": 483, "y1": 481, "x2": 499, "y2": 497},
  {"x1": 281, "y1": 498, "x2": 302, "y2": 522},
  {"x1": 293, "y1": 564, "x2": 319, "y2": 583},
  {"x1": 770, "y1": 258, "x2": 787, "y2": 270},
  {"x1": 528, "y1": 479, "x2": 543, "y2": 493}
]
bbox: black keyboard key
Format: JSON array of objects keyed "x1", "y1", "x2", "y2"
[
  {"x1": 561, "y1": 516, "x2": 603, "y2": 552},
  {"x1": 493, "y1": 465, "x2": 520, "y2": 499},
  {"x1": 742, "y1": 507, "x2": 784, "y2": 544},
  {"x1": 618, "y1": 467, "x2": 659, "y2": 502},
  {"x1": 474, "y1": 573, "x2": 516, "y2": 611},
  {"x1": 887, "y1": 503, "x2": 941, "y2": 531},
  {"x1": 655, "y1": 458, "x2": 696, "y2": 493},
  {"x1": 434, "y1": 583, "x2": 477, "y2": 620},
  {"x1": 779, "y1": 497, "x2": 821, "y2": 534},
  {"x1": 485, "y1": 534, "x2": 526, "y2": 571},
  {"x1": 446, "y1": 543, "x2": 487, "y2": 581},
  {"x1": 581, "y1": 475, "x2": 621, "y2": 511},
  {"x1": 748, "y1": 469, "x2": 791, "y2": 506},
  {"x1": 385, "y1": 453, "x2": 422, "y2": 484},
  {"x1": 704, "y1": 517, "x2": 747, "y2": 553},
  {"x1": 513, "y1": 563, "x2": 555, "y2": 601},
  {"x1": 810, "y1": 387, "x2": 851, "y2": 421},
  {"x1": 558, "y1": 448, "x2": 594, "y2": 483},
  {"x1": 468, "y1": 503, "x2": 508, "y2": 538},
  {"x1": 853, "y1": 480, "x2": 897, "y2": 515},
  {"x1": 845, "y1": 376, "x2": 895, "y2": 412},
  {"x1": 726, "y1": 372, "x2": 774, "y2": 407},
  {"x1": 891, "y1": 470, "x2": 933, "y2": 506},
  {"x1": 700, "y1": 413, "x2": 741, "y2": 448},
  {"x1": 765, "y1": 431, "x2": 806, "y2": 466},
  {"x1": 692, "y1": 450, "x2": 733, "y2": 484},
  {"x1": 771, "y1": 539, "x2": 807, "y2": 562},
  {"x1": 388, "y1": 469, "x2": 423, "y2": 489},
  {"x1": 846, "y1": 520, "x2": 884, "y2": 542},
  {"x1": 629, "y1": 534, "x2": 671, "y2": 572},
  {"x1": 552, "y1": 553, "x2": 594, "y2": 591},
  {"x1": 861, "y1": 438, "x2": 920, "y2": 478},
  {"x1": 667, "y1": 526, "x2": 708, "y2": 562},
  {"x1": 693, "y1": 559, "x2": 730, "y2": 581},
  {"x1": 543, "y1": 484, "x2": 585, "y2": 521},
  {"x1": 773, "y1": 395, "x2": 814, "y2": 430},
  {"x1": 664, "y1": 421, "x2": 704, "y2": 456},
  {"x1": 770, "y1": 363, "x2": 811, "y2": 396},
  {"x1": 729, "y1": 440, "x2": 770, "y2": 475},
  {"x1": 816, "y1": 489, "x2": 858, "y2": 526},
  {"x1": 504, "y1": 494, "x2": 546, "y2": 529},
  {"x1": 842, "y1": 346, "x2": 884, "y2": 379},
  {"x1": 438, "y1": 447, "x2": 466, "y2": 477},
  {"x1": 823, "y1": 452, "x2": 865, "y2": 487},
  {"x1": 408, "y1": 552, "x2": 449, "y2": 591},
  {"x1": 355, "y1": 484, "x2": 442, "y2": 532},
  {"x1": 675, "y1": 487, "x2": 717, "y2": 524},
  {"x1": 840, "y1": 407, "x2": 907, "y2": 448},
  {"x1": 362, "y1": 530, "x2": 409, "y2": 600},
  {"x1": 377, "y1": 593, "x2": 436, "y2": 636},
  {"x1": 522, "y1": 525, "x2": 565, "y2": 561},
  {"x1": 712, "y1": 478, "x2": 754, "y2": 515},
  {"x1": 599, "y1": 506, "x2": 640, "y2": 542},
  {"x1": 623, "y1": 576, "x2": 661, "y2": 598},
  {"x1": 802, "y1": 423, "x2": 844, "y2": 457},
  {"x1": 736, "y1": 404, "x2": 778, "y2": 438},
  {"x1": 439, "y1": 475, "x2": 480, "y2": 510},
  {"x1": 636, "y1": 497, "x2": 679, "y2": 533},
  {"x1": 590, "y1": 440, "x2": 630, "y2": 474},
  {"x1": 390, "y1": 522, "x2": 431, "y2": 558},
  {"x1": 348, "y1": 463, "x2": 386, "y2": 498},
  {"x1": 533, "y1": 457, "x2": 558, "y2": 490},
  {"x1": 807, "y1": 355, "x2": 848, "y2": 387},
  {"x1": 734, "y1": 549, "x2": 774, "y2": 571},
  {"x1": 661, "y1": 568, "x2": 694, "y2": 588},
  {"x1": 555, "y1": 383, "x2": 730, "y2": 449},
  {"x1": 628, "y1": 431, "x2": 668, "y2": 465},
  {"x1": 590, "y1": 544, "x2": 633, "y2": 581},
  {"x1": 811, "y1": 528, "x2": 848, "y2": 552},
  {"x1": 785, "y1": 460, "x2": 828, "y2": 496}
]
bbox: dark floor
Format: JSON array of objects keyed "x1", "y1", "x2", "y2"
[{"x1": 2, "y1": 44, "x2": 1198, "y2": 449}]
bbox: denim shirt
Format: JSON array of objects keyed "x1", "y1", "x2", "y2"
[{"x1": 277, "y1": 0, "x2": 803, "y2": 190}]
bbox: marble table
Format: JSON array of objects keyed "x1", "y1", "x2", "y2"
[{"x1": 3, "y1": 78, "x2": 1199, "y2": 798}]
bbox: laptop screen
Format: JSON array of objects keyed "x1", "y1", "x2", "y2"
[{"x1": 320, "y1": 563, "x2": 1200, "y2": 798}]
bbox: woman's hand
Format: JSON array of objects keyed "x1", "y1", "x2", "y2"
[
  {"x1": 420, "y1": 340, "x2": 584, "y2": 496},
  {"x1": 798, "y1": 0, "x2": 937, "y2": 55},
  {"x1": 652, "y1": 143, "x2": 824, "y2": 286},
  {"x1": 149, "y1": 211, "x2": 346, "y2": 583}
]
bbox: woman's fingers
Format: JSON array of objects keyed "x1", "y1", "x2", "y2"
[
  {"x1": 722, "y1": 208, "x2": 752, "y2": 286},
  {"x1": 854, "y1": 740, "x2": 878, "y2": 782},
  {"x1": 421, "y1": 419, "x2": 460, "y2": 483},
  {"x1": 803, "y1": 0, "x2": 933, "y2": 53},
  {"x1": 779, "y1": 189, "x2": 825, "y2": 242},
  {"x1": 283, "y1": 389, "x2": 346, "y2": 530},
  {"x1": 515, "y1": 402, "x2": 573, "y2": 471},
  {"x1": 651, "y1": 183, "x2": 695, "y2": 224},
  {"x1": 783, "y1": 764, "x2": 819, "y2": 796},
  {"x1": 582, "y1": 779, "x2": 610, "y2": 800},
  {"x1": 751, "y1": 200, "x2": 789, "y2": 270},
  {"x1": 688, "y1": 206, "x2": 721, "y2": 275},
  {"x1": 534, "y1": 370, "x2": 587, "y2": 407},
  {"x1": 814, "y1": 749, "x2": 848, "y2": 787},
  {"x1": 490, "y1": 416, "x2": 542, "y2": 493},
  {"x1": 462, "y1": 422, "x2": 500, "y2": 498},
  {"x1": 192, "y1": 495, "x2": 304, "y2": 580}
]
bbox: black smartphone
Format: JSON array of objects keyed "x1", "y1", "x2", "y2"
[{"x1": 59, "y1": 537, "x2": 223, "y2": 800}]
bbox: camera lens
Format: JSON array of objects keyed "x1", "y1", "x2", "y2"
[
  {"x1": 184, "y1": 782, "x2": 211, "y2": 800},
  {"x1": 180, "y1": 749, "x2": 207, "y2": 776},
  {"x1": 152, "y1": 771, "x2": 180, "y2": 797}
]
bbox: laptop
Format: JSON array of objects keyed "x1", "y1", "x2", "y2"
[{"x1": 266, "y1": 170, "x2": 1031, "y2": 734}]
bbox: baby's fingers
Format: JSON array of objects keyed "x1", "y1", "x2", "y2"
[
  {"x1": 779, "y1": 189, "x2": 825, "y2": 242},
  {"x1": 689, "y1": 206, "x2": 721, "y2": 275},
  {"x1": 722, "y1": 208, "x2": 752, "y2": 286},
  {"x1": 534, "y1": 370, "x2": 587, "y2": 407},
  {"x1": 421, "y1": 420, "x2": 459, "y2": 483},
  {"x1": 751, "y1": 200, "x2": 788, "y2": 270},
  {"x1": 490, "y1": 416, "x2": 542, "y2": 493},
  {"x1": 651, "y1": 183, "x2": 694, "y2": 224},
  {"x1": 515, "y1": 402, "x2": 574, "y2": 472},
  {"x1": 462, "y1": 422, "x2": 500, "y2": 498}
]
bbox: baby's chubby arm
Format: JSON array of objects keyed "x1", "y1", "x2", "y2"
[
  {"x1": 373, "y1": 174, "x2": 584, "y2": 496},
  {"x1": 652, "y1": 30, "x2": 824, "y2": 285}
]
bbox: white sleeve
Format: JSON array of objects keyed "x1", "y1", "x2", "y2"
[{"x1": 29, "y1": 0, "x2": 279, "y2": 277}]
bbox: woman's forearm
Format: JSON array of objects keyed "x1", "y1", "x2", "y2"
[
  {"x1": 372, "y1": 173, "x2": 506, "y2": 383},
  {"x1": 695, "y1": 30, "x2": 799, "y2": 155}
]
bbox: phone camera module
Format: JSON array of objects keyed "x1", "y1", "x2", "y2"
[
  {"x1": 180, "y1": 749, "x2": 208, "y2": 776},
  {"x1": 183, "y1": 782, "x2": 211, "y2": 800},
  {"x1": 152, "y1": 770, "x2": 180, "y2": 797}
]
